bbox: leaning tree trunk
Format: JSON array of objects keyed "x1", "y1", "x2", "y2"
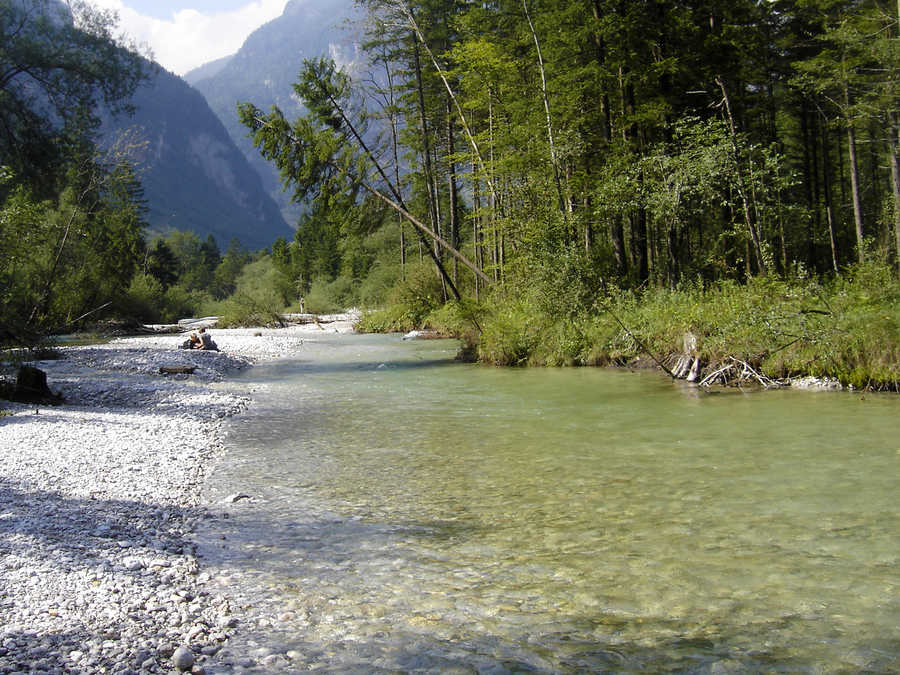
[
  {"x1": 523, "y1": 0, "x2": 565, "y2": 214},
  {"x1": 844, "y1": 81, "x2": 866, "y2": 263},
  {"x1": 385, "y1": 60, "x2": 407, "y2": 279},
  {"x1": 889, "y1": 111, "x2": 900, "y2": 271},
  {"x1": 302, "y1": 69, "x2": 464, "y2": 300}
]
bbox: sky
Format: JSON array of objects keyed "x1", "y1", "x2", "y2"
[{"x1": 83, "y1": 0, "x2": 290, "y2": 76}]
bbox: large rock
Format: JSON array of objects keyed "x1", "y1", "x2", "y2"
[{"x1": 172, "y1": 646, "x2": 195, "y2": 671}]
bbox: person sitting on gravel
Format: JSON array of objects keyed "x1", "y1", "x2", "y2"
[
  {"x1": 179, "y1": 333, "x2": 200, "y2": 349},
  {"x1": 195, "y1": 327, "x2": 219, "y2": 351}
]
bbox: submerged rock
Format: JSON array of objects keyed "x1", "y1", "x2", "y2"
[
  {"x1": 402, "y1": 330, "x2": 444, "y2": 340},
  {"x1": 789, "y1": 376, "x2": 843, "y2": 391}
]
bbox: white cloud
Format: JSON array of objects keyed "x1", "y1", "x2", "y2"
[{"x1": 85, "y1": 0, "x2": 289, "y2": 76}]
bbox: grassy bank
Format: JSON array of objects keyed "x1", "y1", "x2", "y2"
[{"x1": 359, "y1": 261, "x2": 900, "y2": 391}]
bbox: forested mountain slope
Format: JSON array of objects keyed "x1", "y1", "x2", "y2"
[
  {"x1": 191, "y1": 0, "x2": 361, "y2": 224},
  {"x1": 101, "y1": 65, "x2": 292, "y2": 250}
]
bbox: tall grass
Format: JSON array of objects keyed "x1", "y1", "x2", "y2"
[{"x1": 473, "y1": 262, "x2": 899, "y2": 390}]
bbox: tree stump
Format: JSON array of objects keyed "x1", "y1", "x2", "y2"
[{"x1": 14, "y1": 366, "x2": 60, "y2": 403}]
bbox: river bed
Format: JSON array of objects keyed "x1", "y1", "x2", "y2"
[{"x1": 196, "y1": 333, "x2": 899, "y2": 673}]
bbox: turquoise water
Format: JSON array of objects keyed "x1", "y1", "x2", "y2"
[{"x1": 198, "y1": 333, "x2": 899, "y2": 672}]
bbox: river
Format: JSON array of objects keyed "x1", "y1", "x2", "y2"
[{"x1": 196, "y1": 332, "x2": 899, "y2": 673}]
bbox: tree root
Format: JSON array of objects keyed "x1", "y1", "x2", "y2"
[{"x1": 698, "y1": 356, "x2": 784, "y2": 389}]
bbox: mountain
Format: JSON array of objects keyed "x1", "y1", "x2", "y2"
[
  {"x1": 102, "y1": 64, "x2": 292, "y2": 251},
  {"x1": 12, "y1": 0, "x2": 290, "y2": 250},
  {"x1": 191, "y1": 0, "x2": 361, "y2": 225},
  {"x1": 183, "y1": 55, "x2": 235, "y2": 86}
]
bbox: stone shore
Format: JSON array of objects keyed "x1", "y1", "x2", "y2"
[{"x1": 0, "y1": 316, "x2": 356, "y2": 674}]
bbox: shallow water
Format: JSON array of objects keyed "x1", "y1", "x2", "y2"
[{"x1": 198, "y1": 333, "x2": 900, "y2": 673}]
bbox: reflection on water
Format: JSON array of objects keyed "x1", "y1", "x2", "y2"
[{"x1": 198, "y1": 333, "x2": 900, "y2": 672}]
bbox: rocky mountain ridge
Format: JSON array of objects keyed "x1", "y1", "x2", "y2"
[
  {"x1": 189, "y1": 0, "x2": 361, "y2": 224},
  {"x1": 101, "y1": 63, "x2": 292, "y2": 250}
]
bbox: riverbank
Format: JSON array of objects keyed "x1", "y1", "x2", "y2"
[
  {"x1": 359, "y1": 262, "x2": 900, "y2": 392},
  {"x1": 0, "y1": 315, "x2": 356, "y2": 673}
]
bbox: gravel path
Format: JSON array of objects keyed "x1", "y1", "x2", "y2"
[{"x1": 0, "y1": 316, "x2": 356, "y2": 674}]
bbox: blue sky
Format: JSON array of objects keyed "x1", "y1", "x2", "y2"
[{"x1": 84, "y1": 0, "x2": 289, "y2": 75}]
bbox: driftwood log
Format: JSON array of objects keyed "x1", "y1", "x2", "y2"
[{"x1": 159, "y1": 365, "x2": 196, "y2": 375}]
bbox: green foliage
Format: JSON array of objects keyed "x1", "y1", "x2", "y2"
[
  {"x1": 477, "y1": 294, "x2": 544, "y2": 366},
  {"x1": 356, "y1": 305, "x2": 419, "y2": 334},
  {"x1": 0, "y1": 0, "x2": 147, "y2": 191},
  {"x1": 0, "y1": 155, "x2": 146, "y2": 345},
  {"x1": 161, "y1": 283, "x2": 212, "y2": 325},
  {"x1": 213, "y1": 257, "x2": 291, "y2": 327},
  {"x1": 471, "y1": 261, "x2": 900, "y2": 389},
  {"x1": 145, "y1": 238, "x2": 178, "y2": 289},
  {"x1": 122, "y1": 272, "x2": 166, "y2": 323},
  {"x1": 211, "y1": 238, "x2": 252, "y2": 300},
  {"x1": 767, "y1": 261, "x2": 900, "y2": 389},
  {"x1": 355, "y1": 262, "x2": 445, "y2": 333},
  {"x1": 357, "y1": 262, "x2": 402, "y2": 308},
  {"x1": 303, "y1": 275, "x2": 356, "y2": 315},
  {"x1": 0, "y1": 1, "x2": 152, "y2": 346},
  {"x1": 219, "y1": 0, "x2": 898, "y2": 391},
  {"x1": 166, "y1": 231, "x2": 221, "y2": 291}
]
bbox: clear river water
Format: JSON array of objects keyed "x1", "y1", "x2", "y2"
[{"x1": 197, "y1": 333, "x2": 899, "y2": 673}]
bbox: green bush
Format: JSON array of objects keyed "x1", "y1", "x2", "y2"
[
  {"x1": 357, "y1": 263, "x2": 401, "y2": 308},
  {"x1": 162, "y1": 283, "x2": 212, "y2": 324},
  {"x1": 477, "y1": 295, "x2": 544, "y2": 366},
  {"x1": 356, "y1": 304, "x2": 420, "y2": 333},
  {"x1": 389, "y1": 262, "x2": 445, "y2": 316},
  {"x1": 468, "y1": 261, "x2": 899, "y2": 389},
  {"x1": 121, "y1": 272, "x2": 166, "y2": 323},
  {"x1": 212, "y1": 258, "x2": 290, "y2": 327},
  {"x1": 304, "y1": 275, "x2": 356, "y2": 314},
  {"x1": 122, "y1": 278, "x2": 210, "y2": 325}
]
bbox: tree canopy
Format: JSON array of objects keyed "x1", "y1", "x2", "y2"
[
  {"x1": 0, "y1": 0, "x2": 147, "y2": 191},
  {"x1": 0, "y1": 0, "x2": 149, "y2": 345},
  {"x1": 239, "y1": 0, "x2": 899, "y2": 303}
]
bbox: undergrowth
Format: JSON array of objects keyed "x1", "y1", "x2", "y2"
[{"x1": 492, "y1": 261, "x2": 899, "y2": 389}]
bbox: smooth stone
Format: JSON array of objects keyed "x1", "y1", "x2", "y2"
[{"x1": 172, "y1": 645, "x2": 195, "y2": 671}]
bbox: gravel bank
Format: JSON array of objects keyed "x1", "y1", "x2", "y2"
[{"x1": 0, "y1": 316, "x2": 356, "y2": 673}]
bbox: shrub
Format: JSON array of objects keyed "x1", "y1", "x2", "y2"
[
  {"x1": 477, "y1": 295, "x2": 544, "y2": 366},
  {"x1": 121, "y1": 272, "x2": 166, "y2": 323},
  {"x1": 356, "y1": 304, "x2": 420, "y2": 333},
  {"x1": 162, "y1": 283, "x2": 211, "y2": 324},
  {"x1": 357, "y1": 263, "x2": 401, "y2": 308},
  {"x1": 304, "y1": 275, "x2": 356, "y2": 314},
  {"x1": 213, "y1": 258, "x2": 290, "y2": 327}
]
